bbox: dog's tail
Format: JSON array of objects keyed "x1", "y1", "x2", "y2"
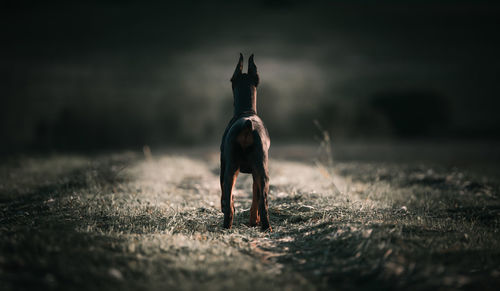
[{"x1": 244, "y1": 119, "x2": 253, "y2": 132}]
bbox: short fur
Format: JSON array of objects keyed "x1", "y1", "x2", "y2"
[{"x1": 220, "y1": 53, "x2": 271, "y2": 231}]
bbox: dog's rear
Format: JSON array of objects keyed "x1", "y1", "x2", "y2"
[
  {"x1": 226, "y1": 116, "x2": 269, "y2": 149},
  {"x1": 237, "y1": 119, "x2": 254, "y2": 149},
  {"x1": 220, "y1": 54, "x2": 271, "y2": 231}
]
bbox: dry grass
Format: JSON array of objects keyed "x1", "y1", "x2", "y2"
[{"x1": 1, "y1": 143, "x2": 499, "y2": 290}]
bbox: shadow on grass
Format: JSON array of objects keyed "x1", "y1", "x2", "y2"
[
  {"x1": 0, "y1": 155, "x2": 142, "y2": 291},
  {"x1": 337, "y1": 163, "x2": 499, "y2": 195},
  {"x1": 263, "y1": 203, "x2": 500, "y2": 291}
]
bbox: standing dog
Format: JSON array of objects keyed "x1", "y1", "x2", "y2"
[{"x1": 220, "y1": 53, "x2": 271, "y2": 231}]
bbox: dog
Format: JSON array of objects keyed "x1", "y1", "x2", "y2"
[{"x1": 220, "y1": 53, "x2": 271, "y2": 231}]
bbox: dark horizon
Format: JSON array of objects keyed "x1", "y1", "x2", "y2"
[{"x1": 2, "y1": 1, "x2": 500, "y2": 153}]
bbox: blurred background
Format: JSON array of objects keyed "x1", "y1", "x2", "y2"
[{"x1": 2, "y1": 0, "x2": 500, "y2": 154}]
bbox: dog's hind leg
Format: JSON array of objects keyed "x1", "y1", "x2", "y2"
[
  {"x1": 250, "y1": 181, "x2": 260, "y2": 226},
  {"x1": 253, "y1": 156, "x2": 271, "y2": 231},
  {"x1": 257, "y1": 171, "x2": 271, "y2": 231},
  {"x1": 220, "y1": 156, "x2": 225, "y2": 212},
  {"x1": 222, "y1": 164, "x2": 239, "y2": 229}
]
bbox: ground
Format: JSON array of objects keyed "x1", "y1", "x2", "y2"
[{"x1": 1, "y1": 141, "x2": 500, "y2": 290}]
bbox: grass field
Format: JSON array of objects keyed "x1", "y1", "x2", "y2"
[{"x1": 1, "y1": 142, "x2": 500, "y2": 290}]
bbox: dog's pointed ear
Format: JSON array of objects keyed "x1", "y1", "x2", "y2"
[
  {"x1": 231, "y1": 53, "x2": 244, "y2": 82},
  {"x1": 248, "y1": 54, "x2": 259, "y2": 86}
]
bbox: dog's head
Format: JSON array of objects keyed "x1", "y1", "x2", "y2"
[{"x1": 230, "y1": 53, "x2": 259, "y2": 114}]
